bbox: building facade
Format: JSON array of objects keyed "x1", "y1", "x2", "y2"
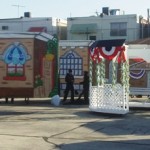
[
  {"x1": 67, "y1": 12, "x2": 142, "y2": 42},
  {"x1": 0, "y1": 14, "x2": 67, "y2": 40}
]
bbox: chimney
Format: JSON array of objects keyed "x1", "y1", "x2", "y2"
[
  {"x1": 24, "y1": 12, "x2": 31, "y2": 18},
  {"x1": 102, "y1": 7, "x2": 109, "y2": 15}
]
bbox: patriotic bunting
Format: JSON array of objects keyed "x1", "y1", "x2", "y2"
[
  {"x1": 89, "y1": 39, "x2": 126, "y2": 63},
  {"x1": 129, "y1": 70, "x2": 145, "y2": 79},
  {"x1": 89, "y1": 46, "x2": 126, "y2": 62}
]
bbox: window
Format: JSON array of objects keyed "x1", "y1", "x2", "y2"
[
  {"x1": 7, "y1": 63, "x2": 24, "y2": 77},
  {"x1": 89, "y1": 36, "x2": 96, "y2": 40},
  {"x1": 60, "y1": 83, "x2": 83, "y2": 90},
  {"x1": 60, "y1": 51, "x2": 83, "y2": 76},
  {"x1": 2, "y1": 26, "x2": 9, "y2": 30},
  {"x1": 0, "y1": 42, "x2": 31, "y2": 81},
  {"x1": 110, "y1": 22, "x2": 127, "y2": 36}
]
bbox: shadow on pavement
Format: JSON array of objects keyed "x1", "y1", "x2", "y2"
[
  {"x1": 59, "y1": 139, "x2": 150, "y2": 150},
  {"x1": 0, "y1": 98, "x2": 51, "y2": 107}
]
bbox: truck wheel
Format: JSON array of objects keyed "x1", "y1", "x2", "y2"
[{"x1": 130, "y1": 95, "x2": 134, "y2": 98}]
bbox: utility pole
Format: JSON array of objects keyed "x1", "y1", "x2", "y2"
[
  {"x1": 147, "y1": 8, "x2": 150, "y2": 37},
  {"x1": 12, "y1": 4, "x2": 25, "y2": 17}
]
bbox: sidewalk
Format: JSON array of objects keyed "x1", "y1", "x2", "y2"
[{"x1": 0, "y1": 98, "x2": 150, "y2": 150}]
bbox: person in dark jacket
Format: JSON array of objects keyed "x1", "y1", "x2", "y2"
[
  {"x1": 63, "y1": 69, "x2": 74, "y2": 103},
  {"x1": 77, "y1": 71, "x2": 89, "y2": 104}
]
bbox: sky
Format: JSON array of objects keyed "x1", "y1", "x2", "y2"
[{"x1": 0, "y1": 0, "x2": 150, "y2": 19}]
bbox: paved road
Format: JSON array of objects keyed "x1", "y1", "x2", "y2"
[{"x1": 0, "y1": 98, "x2": 150, "y2": 150}]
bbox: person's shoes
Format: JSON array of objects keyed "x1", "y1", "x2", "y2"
[
  {"x1": 70, "y1": 100, "x2": 75, "y2": 104},
  {"x1": 5, "y1": 98, "x2": 8, "y2": 103},
  {"x1": 11, "y1": 98, "x2": 14, "y2": 103},
  {"x1": 84, "y1": 101, "x2": 89, "y2": 105},
  {"x1": 61, "y1": 100, "x2": 67, "y2": 105}
]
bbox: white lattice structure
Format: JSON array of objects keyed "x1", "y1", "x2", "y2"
[
  {"x1": 89, "y1": 84, "x2": 129, "y2": 114},
  {"x1": 89, "y1": 39, "x2": 129, "y2": 114}
]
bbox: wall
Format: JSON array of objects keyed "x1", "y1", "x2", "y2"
[
  {"x1": 59, "y1": 40, "x2": 92, "y2": 96},
  {"x1": 127, "y1": 45, "x2": 150, "y2": 88},
  {"x1": 0, "y1": 38, "x2": 34, "y2": 88},
  {"x1": 0, "y1": 17, "x2": 67, "y2": 40},
  {"x1": 67, "y1": 14, "x2": 139, "y2": 42}
]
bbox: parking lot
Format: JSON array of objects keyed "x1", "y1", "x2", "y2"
[{"x1": 0, "y1": 98, "x2": 150, "y2": 150}]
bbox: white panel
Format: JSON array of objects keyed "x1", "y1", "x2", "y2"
[{"x1": 89, "y1": 84, "x2": 129, "y2": 114}]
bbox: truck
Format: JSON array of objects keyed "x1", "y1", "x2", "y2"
[{"x1": 127, "y1": 44, "x2": 150, "y2": 98}]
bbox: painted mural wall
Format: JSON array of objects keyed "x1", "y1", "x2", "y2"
[
  {"x1": 0, "y1": 33, "x2": 58, "y2": 98},
  {"x1": 127, "y1": 45, "x2": 150, "y2": 88},
  {"x1": 59, "y1": 41, "x2": 92, "y2": 96},
  {"x1": 0, "y1": 39, "x2": 33, "y2": 88},
  {"x1": 2, "y1": 36, "x2": 150, "y2": 99}
]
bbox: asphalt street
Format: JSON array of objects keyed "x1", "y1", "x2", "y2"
[{"x1": 0, "y1": 98, "x2": 150, "y2": 150}]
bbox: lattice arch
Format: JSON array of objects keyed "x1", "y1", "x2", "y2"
[{"x1": 89, "y1": 39, "x2": 129, "y2": 114}]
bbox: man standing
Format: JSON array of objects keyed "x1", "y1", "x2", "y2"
[
  {"x1": 77, "y1": 71, "x2": 89, "y2": 104},
  {"x1": 63, "y1": 69, "x2": 74, "y2": 104}
]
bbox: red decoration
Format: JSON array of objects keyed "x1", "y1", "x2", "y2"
[
  {"x1": 116, "y1": 46, "x2": 126, "y2": 63},
  {"x1": 89, "y1": 47, "x2": 102, "y2": 63},
  {"x1": 89, "y1": 46, "x2": 126, "y2": 63}
]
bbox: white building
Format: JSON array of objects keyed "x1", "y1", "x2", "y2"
[
  {"x1": 0, "y1": 13, "x2": 67, "y2": 40},
  {"x1": 67, "y1": 10, "x2": 141, "y2": 42}
]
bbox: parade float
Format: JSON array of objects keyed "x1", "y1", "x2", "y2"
[
  {"x1": 88, "y1": 39, "x2": 129, "y2": 114},
  {"x1": 127, "y1": 44, "x2": 150, "y2": 98},
  {"x1": 0, "y1": 32, "x2": 58, "y2": 102},
  {"x1": 59, "y1": 40, "x2": 92, "y2": 96}
]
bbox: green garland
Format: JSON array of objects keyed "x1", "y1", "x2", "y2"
[
  {"x1": 121, "y1": 61, "x2": 130, "y2": 93},
  {"x1": 89, "y1": 58, "x2": 93, "y2": 85},
  {"x1": 99, "y1": 59, "x2": 105, "y2": 86},
  {"x1": 96, "y1": 60, "x2": 100, "y2": 86},
  {"x1": 112, "y1": 61, "x2": 117, "y2": 87},
  {"x1": 90, "y1": 53, "x2": 129, "y2": 94}
]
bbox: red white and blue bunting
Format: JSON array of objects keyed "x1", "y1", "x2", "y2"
[
  {"x1": 89, "y1": 46, "x2": 126, "y2": 63},
  {"x1": 129, "y1": 70, "x2": 145, "y2": 79},
  {"x1": 89, "y1": 39, "x2": 129, "y2": 93}
]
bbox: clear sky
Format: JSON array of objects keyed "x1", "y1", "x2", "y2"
[{"x1": 0, "y1": 0, "x2": 149, "y2": 19}]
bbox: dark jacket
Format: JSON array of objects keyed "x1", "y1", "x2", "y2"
[
  {"x1": 65, "y1": 73, "x2": 74, "y2": 85},
  {"x1": 80, "y1": 74, "x2": 89, "y2": 90}
]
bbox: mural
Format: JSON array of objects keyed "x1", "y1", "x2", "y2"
[
  {"x1": 59, "y1": 50, "x2": 83, "y2": 76},
  {"x1": 0, "y1": 42, "x2": 31, "y2": 81},
  {"x1": 0, "y1": 33, "x2": 59, "y2": 99},
  {"x1": 129, "y1": 58, "x2": 146, "y2": 80},
  {"x1": 59, "y1": 41, "x2": 90, "y2": 96},
  {"x1": 130, "y1": 70, "x2": 145, "y2": 79},
  {"x1": 47, "y1": 35, "x2": 59, "y2": 97}
]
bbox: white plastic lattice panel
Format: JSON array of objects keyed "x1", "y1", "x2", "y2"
[
  {"x1": 89, "y1": 84, "x2": 129, "y2": 114},
  {"x1": 90, "y1": 86, "x2": 104, "y2": 108}
]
